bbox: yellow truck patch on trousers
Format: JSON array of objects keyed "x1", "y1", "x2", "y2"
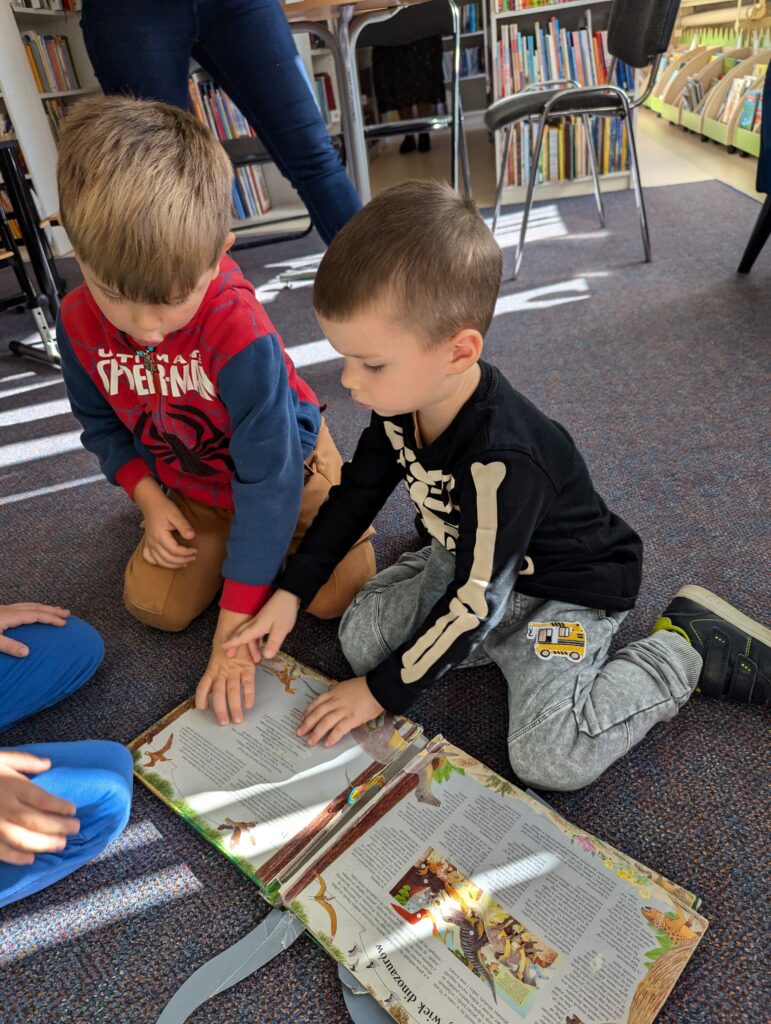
[{"x1": 527, "y1": 621, "x2": 587, "y2": 661}]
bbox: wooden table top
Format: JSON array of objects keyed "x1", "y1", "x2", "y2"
[{"x1": 281, "y1": 0, "x2": 425, "y2": 22}]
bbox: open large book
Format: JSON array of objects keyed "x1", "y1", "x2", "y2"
[{"x1": 130, "y1": 653, "x2": 707, "y2": 1024}]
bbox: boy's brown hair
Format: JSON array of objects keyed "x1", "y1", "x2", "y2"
[
  {"x1": 313, "y1": 179, "x2": 502, "y2": 346},
  {"x1": 57, "y1": 95, "x2": 233, "y2": 304}
]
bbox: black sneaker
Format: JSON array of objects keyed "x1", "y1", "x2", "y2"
[{"x1": 654, "y1": 586, "x2": 770, "y2": 705}]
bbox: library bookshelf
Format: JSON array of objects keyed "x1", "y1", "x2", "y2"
[
  {"x1": 443, "y1": 1, "x2": 490, "y2": 119},
  {"x1": 0, "y1": 1, "x2": 97, "y2": 255},
  {"x1": 0, "y1": 8, "x2": 336, "y2": 254},
  {"x1": 645, "y1": 1, "x2": 770, "y2": 159},
  {"x1": 489, "y1": 0, "x2": 633, "y2": 205}
]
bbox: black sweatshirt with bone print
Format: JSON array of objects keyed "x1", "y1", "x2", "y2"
[{"x1": 277, "y1": 361, "x2": 641, "y2": 713}]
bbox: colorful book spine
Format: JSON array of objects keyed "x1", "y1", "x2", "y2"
[{"x1": 188, "y1": 76, "x2": 254, "y2": 141}]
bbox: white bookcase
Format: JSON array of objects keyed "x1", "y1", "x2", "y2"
[
  {"x1": 488, "y1": 0, "x2": 634, "y2": 204},
  {"x1": 0, "y1": 2, "x2": 98, "y2": 254}
]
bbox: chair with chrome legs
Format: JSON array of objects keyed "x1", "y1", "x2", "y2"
[{"x1": 484, "y1": 0, "x2": 680, "y2": 280}]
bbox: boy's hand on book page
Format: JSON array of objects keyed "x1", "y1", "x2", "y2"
[
  {"x1": 133, "y1": 479, "x2": 197, "y2": 569},
  {"x1": 0, "y1": 751, "x2": 80, "y2": 865},
  {"x1": 196, "y1": 610, "x2": 256, "y2": 725},
  {"x1": 297, "y1": 677, "x2": 384, "y2": 748},
  {"x1": 222, "y1": 590, "x2": 301, "y2": 662}
]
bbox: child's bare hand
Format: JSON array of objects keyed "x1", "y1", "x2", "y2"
[
  {"x1": 141, "y1": 494, "x2": 197, "y2": 569},
  {"x1": 0, "y1": 751, "x2": 80, "y2": 865},
  {"x1": 0, "y1": 603, "x2": 70, "y2": 657},
  {"x1": 195, "y1": 644, "x2": 255, "y2": 725},
  {"x1": 196, "y1": 609, "x2": 258, "y2": 724},
  {"x1": 223, "y1": 590, "x2": 301, "y2": 662},
  {"x1": 297, "y1": 677, "x2": 384, "y2": 748}
]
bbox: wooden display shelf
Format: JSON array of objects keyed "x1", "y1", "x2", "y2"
[
  {"x1": 699, "y1": 48, "x2": 771, "y2": 147},
  {"x1": 660, "y1": 101, "x2": 681, "y2": 125},
  {"x1": 733, "y1": 125, "x2": 762, "y2": 156},
  {"x1": 680, "y1": 108, "x2": 702, "y2": 132}
]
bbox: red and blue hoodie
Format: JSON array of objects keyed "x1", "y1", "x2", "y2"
[{"x1": 57, "y1": 255, "x2": 320, "y2": 615}]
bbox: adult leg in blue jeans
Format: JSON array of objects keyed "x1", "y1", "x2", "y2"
[
  {"x1": 80, "y1": 0, "x2": 362, "y2": 244},
  {"x1": 0, "y1": 609, "x2": 132, "y2": 908}
]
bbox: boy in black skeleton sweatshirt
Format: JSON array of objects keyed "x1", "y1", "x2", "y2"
[{"x1": 224, "y1": 181, "x2": 770, "y2": 792}]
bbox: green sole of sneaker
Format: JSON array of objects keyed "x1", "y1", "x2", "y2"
[{"x1": 675, "y1": 585, "x2": 771, "y2": 649}]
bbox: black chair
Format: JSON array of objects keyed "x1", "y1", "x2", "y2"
[
  {"x1": 738, "y1": 64, "x2": 771, "y2": 273},
  {"x1": 484, "y1": 0, "x2": 681, "y2": 279},
  {"x1": 358, "y1": 0, "x2": 472, "y2": 195}
]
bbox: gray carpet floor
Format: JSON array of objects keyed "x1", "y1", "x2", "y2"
[{"x1": 0, "y1": 180, "x2": 768, "y2": 1023}]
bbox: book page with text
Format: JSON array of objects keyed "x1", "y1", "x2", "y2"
[
  {"x1": 130, "y1": 653, "x2": 420, "y2": 900},
  {"x1": 286, "y1": 740, "x2": 706, "y2": 1024}
]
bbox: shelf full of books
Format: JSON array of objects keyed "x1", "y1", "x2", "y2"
[
  {"x1": 490, "y1": 1, "x2": 634, "y2": 202},
  {"x1": 187, "y1": 72, "x2": 314, "y2": 232},
  {"x1": 441, "y1": 0, "x2": 491, "y2": 115},
  {"x1": 11, "y1": 2, "x2": 96, "y2": 143},
  {"x1": 0, "y1": 0, "x2": 97, "y2": 254},
  {"x1": 188, "y1": 74, "x2": 272, "y2": 224},
  {"x1": 645, "y1": 27, "x2": 770, "y2": 158}
]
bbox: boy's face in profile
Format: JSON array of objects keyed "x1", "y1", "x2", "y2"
[{"x1": 316, "y1": 303, "x2": 464, "y2": 420}]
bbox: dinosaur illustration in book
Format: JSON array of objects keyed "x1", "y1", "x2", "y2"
[
  {"x1": 390, "y1": 848, "x2": 562, "y2": 1005},
  {"x1": 142, "y1": 733, "x2": 174, "y2": 768},
  {"x1": 313, "y1": 872, "x2": 338, "y2": 937},
  {"x1": 642, "y1": 905, "x2": 699, "y2": 943},
  {"x1": 217, "y1": 817, "x2": 259, "y2": 850},
  {"x1": 439, "y1": 905, "x2": 499, "y2": 1002}
]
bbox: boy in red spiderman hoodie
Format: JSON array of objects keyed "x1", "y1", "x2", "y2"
[{"x1": 56, "y1": 96, "x2": 374, "y2": 724}]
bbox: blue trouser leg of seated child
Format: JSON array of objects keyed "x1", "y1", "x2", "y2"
[
  {"x1": 339, "y1": 541, "x2": 704, "y2": 792},
  {"x1": 0, "y1": 741, "x2": 133, "y2": 909},
  {"x1": 0, "y1": 616, "x2": 133, "y2": 908},
  {"x1": 0, "y1": 616, "x2": 104, "y2": 732}
]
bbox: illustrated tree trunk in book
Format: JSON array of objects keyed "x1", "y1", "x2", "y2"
[
  {"x1": 630, "y1": 940, "x2": 699, "y2": 1024},
  {"x1": 257, "y1": 760, "x2": 386, "y2": 884},
  {"x1": 284, "y1": 770, "x2": 420, "y2": 902}
]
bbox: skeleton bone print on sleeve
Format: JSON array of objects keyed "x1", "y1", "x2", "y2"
[
  {"x1": 401, "y1": 461, "x2": 506, "y2": 683},
  {"x1": 383, "y1": 421, "x2": 460, "y2": 548}
]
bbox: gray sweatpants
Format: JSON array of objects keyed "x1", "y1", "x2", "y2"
[{"x1": 339, "y1": 542, "x2": 703, "y2": 792}]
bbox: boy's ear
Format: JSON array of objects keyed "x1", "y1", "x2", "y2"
[
  {"x1": 209, "y1": 232, "x2": 237, "y2": 279},
  {"x1": 447, "y1": 328, "x2": 483, "y2": 374}
]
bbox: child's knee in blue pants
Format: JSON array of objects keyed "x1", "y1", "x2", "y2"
[
  {"x1": 0, "y1": 741, "x2": 133, "y2": 909},
  {"x1": 0, "y1": 616, "x2": 105, "y2": 734}
]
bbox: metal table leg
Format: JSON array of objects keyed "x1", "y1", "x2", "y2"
[{"x1": 293, "y1": 5, "x2": 405, "y2": 204}]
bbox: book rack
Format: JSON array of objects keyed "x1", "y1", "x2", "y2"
[{"x1": 646, "y1": 6, "x2": 771, "y2": 160}]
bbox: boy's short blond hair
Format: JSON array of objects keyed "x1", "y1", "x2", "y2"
[
  {"x1": 57, "y1": 95, "x2": 233, "y2": 304},
  {"x1": 313, "y1": 179, "x2": 503, "y2": 346}
]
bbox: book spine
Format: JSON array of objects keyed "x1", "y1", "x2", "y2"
[{"x1": 22, "y1": 38, "x2": 45, "y2": 93}]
